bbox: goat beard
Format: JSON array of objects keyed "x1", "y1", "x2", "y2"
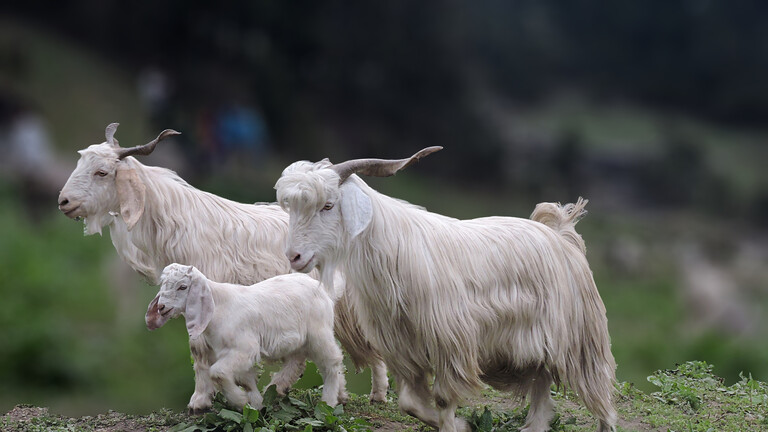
[
  {"x1": 83, "y1": 212, "x2": 114, "y2": 236},
  {"x1": 319, "y1": 264, "x2": 340, "y2": 300}
]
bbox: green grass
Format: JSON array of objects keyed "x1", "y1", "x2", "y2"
[
  {"x1": 4, "y1": 173, "x2": 768, "y2": 416},
  {"x1": 0, "y1": 405, "x2": 186, "y2": 432},
  {"x1": 170, "y1": 386, "x2": 372, "y2": 432},
  {"x1": 623, "y1": 361, "x2": 768, "y2": 431},
  {"x1": 1, "y1": 19, "x2": 767, "y2": 420},
  {"x1": 4, "y1": 362, "x2": 767, "y2": 431},
  {"x1": 0, "y1": 184, "x2": 194, "y2": 414}
]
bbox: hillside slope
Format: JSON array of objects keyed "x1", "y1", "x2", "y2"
[{"x1": 3, "y1": 362, "x2": 766, "y2": 432}]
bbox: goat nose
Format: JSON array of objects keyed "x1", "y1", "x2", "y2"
[
  {"x1": 58, "y1": 197, "x2": 69, "y2": 206},
  {"x1": 158, "y1": 304, "x2": 166, "y2": 312},
  {"x1": 288, "y1": 252, "x2": 301, "y2": 263}
]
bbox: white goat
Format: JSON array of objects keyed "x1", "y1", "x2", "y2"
[
  {"x1": 146, "y1": 263, "x2": 347, "y2": 411},
  {"x1": 57, "y1": 124, "x2": 388, "y2": 405},
  {"x1": 275, "y1": 148, "x2": 617, "y2": 432}
]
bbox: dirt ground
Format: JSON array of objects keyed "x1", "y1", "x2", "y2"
[{"x1": 1, "y1": 404, "x2": 186, "y2": 432}]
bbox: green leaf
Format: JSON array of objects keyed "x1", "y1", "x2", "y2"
[
  {"x1": 263, "y1": 385, "x2": 279, "y2": 407},
  {"x1": 201, "y1": 412, "x2": 221, "y2": 425},
  {"x1": 243, "y1": 404, "x2": 261, "y2": 424},
  {"x1": 278, "y1": 400, "x2": 302, "y2": 418},
  {"x1": 243, "y1": 423, "x2": 254, "y2": 432},
  {"x1": 350, "y1": 417, "x2": 371, "y2": 426},
  {"x1": 332, "y1": 404, "x2": 344, "y2": 416},
  {"x1": 297, "y1": 418, "x2": 324, "y2": 427},
  {"x1": 647, "y1": 375, "x2": 663, "y2": 388},
  {"x1": 314, "y1": 402, "x2": 333, "y2": 421},
  {"x1": 324, "y1": 414, "x2": 339, "y2": 425},
  {"x1": 272, "y1": 409, "x2": 298, "y2": 423},
  {"x1": 289, "y1": 397, "x2": 309, "y2": 410},
  {"x1": 213, "y1": 393, "x2": 229, "y2": 410},
  {"x1": 168, "y1": 424, "x2": 201, "y2": 432},
  {"x1": 476, "y1": 407, "x2": 493, "y2": 432},
  {"x1": 218, "y1": 408, "x2": 244, "y2": 424}
]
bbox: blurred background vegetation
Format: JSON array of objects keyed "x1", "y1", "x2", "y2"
[{"x1": 1, "y1": 0, "x2": 767, "y2": 417}]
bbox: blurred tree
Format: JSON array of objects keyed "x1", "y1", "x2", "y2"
[{"x1": 2, "y1": 0, "x2": 767, "y2": 192}]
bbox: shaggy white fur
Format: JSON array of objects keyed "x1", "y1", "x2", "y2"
[
  {"x1": 147, "y1": 264, "x2": 347, "y2": 412},
  {"x1": 275, "y1": 154, "x2": 616, "y2": 432},
  {"x1": 57, "y1": 124, "x2": 388, "y2": 402}
]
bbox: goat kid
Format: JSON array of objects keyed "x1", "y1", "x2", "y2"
[{"x1": 147, "y1": 263, "x2": 348, "y2": 413}]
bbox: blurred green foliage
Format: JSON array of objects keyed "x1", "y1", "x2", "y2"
[
  {"x1": 0, "y1": 182, "x2": 192, "y2": 414},
  {"x1": 0, "y1": 181, "x2": 374, "y2": 415},
  {"x1": 2, "y1": 171, "x2": 768, "y2": 417},
  {"x1": 1, "y1": 2, "x2": 768, "y2": 420}
]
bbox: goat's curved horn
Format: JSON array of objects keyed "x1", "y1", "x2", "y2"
[
  {"x1": 105, "y1": 123, "x2": 120, "y2": 146},
  {"x1": 117, "y1": 129, "x2": 181, "y2": 160},
  {"x1": 331, "y1": 146, "x2": 443, "y2": 184}
]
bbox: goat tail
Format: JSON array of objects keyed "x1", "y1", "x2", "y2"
[{"x1": 530, "y1": 197, "x2": 588, "y2": 254}]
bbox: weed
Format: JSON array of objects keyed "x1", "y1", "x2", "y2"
[
  {"x1": 170, "y1": 385, "x2": 371, "y2": 432},
  {"x1": 4, "y1": 362, "x2": 768, "y2": 431}
]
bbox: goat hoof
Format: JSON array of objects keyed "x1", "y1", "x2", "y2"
[
  {"x1": 188, "y1": 406, "x2": 212, "y2": 416},
  {"x1": 368, "y1": 394, "x2": 387, "y2": 404}
]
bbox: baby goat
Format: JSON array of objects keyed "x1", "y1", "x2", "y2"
[{"x1": 146, "y1": 263, "x2": 348, "y2": 413}]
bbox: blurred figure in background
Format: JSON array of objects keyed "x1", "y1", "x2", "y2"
[
  {"x1": 216, "y1": 102, "x2": 269, "y2": 164},
  {"x1": 137, "y1": 66, "x2": 171, "y2": 126},
  {"x1": 0, "y1": 97, "x2": 69, "y2": 218}
]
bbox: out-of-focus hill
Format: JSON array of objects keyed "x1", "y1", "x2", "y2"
[
  {"x1": 0, "y1": 4, "x2": 767, "y2": 417},
  {"x1": 0, "y1": 18, "x2": 148, "y2": 152}
]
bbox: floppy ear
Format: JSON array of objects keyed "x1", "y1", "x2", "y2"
[
  {"x1": 184, "y1": 272, "x2": 215, "y2": 340},
  {"x1": 115, "y1": 165, "x2": 146, "y2": 231},
  {"x1": 340, "y1": 181, "x2": 372, "y2": 239}
]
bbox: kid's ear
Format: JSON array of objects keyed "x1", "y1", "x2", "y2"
[
  {"x1": 115, "y1": 165, "x2": 146, "y2": 231},
  {"x1": 339, "y1": 181, "x2": 372, "y2": 239},
  {"x1": 185, "y1": 276, "x2": 214, "y2": 339}
]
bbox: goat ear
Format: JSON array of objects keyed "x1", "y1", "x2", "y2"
[
  {"x1": 340, "y1": 181, "x2": 372, "y2": 239},
  {"x1": 185, "y1": 276, "x2": 214, "y2": 339},
  {"x1": 115, "y1": 165, "x2": 146, "y2": 231}
]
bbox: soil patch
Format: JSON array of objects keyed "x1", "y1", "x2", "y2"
[{"x1": 1, "y1": 404, "x2": 187, "y2": 432}]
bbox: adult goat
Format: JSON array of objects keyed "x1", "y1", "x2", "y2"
[
  {"x1": 57, "y1": 124, "x2": 388, "y2": 410},
  {"x1": 275, "y1": 148, "x2": 616, "y2": 432}
]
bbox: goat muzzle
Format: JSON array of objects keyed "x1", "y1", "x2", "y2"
[
  {"x1": 146, "y1": 295, "x2": 167, "y2": 330},
  {"x1": 57, "y1": 193, "x2": 84, "y2": 218}
]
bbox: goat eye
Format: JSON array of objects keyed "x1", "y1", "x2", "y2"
[
  {"x1": 178, "y1": 285, "x2": 188, "y2": 291},
  {"x1": 322, "y1": 202, "x2": 334, "y2": 211},
  {"x1": 95, "y1": 170, "x2": 108, "y2": 177}
]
